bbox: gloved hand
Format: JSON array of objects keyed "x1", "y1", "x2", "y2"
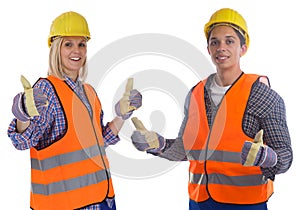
[
  {"x1": 131, "y1": 117, "x2": 165, "y2": 152},
  {"x1": 12, "y1": 75, "x2": 48, "y2": 122},
  {"x1": 241, "y1": 129, "x2": 277, "y2": 168},
  {"x1": 115, "y1": 78, "x2": 142, "y2": 120}
]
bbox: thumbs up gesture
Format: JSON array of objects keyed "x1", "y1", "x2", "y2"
[
  {"x1": 241, "y1": 129, "x2": 277, "y2": 168},
  {"x1": 12, "y1": 75, "x2": 48, "y2": 122},
  {"x1": 131, "y1": 117, "x2": 165, "y2": 152},
  {"x1": 115, "y1": 78, "x2": 142, "y2": 120}
]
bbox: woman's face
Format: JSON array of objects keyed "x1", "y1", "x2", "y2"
[{"x1": 60, "y1": 36, "x2": 87, "y2": 80}]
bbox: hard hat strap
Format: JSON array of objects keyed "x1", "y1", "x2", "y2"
[
  {"x1": 51, "y1": 36, "x2": 61, "y2": 44},
  {"x1": 208, "y1": 22, "x2": 246, "y2": 40}
]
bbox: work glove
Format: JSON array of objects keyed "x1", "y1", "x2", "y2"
[
  {"x1": 131, "y1": 117, "x2": 165, "y2": 152},
  {"x1": 11, "y1": 75, "x2": 48, "y2": 122},
  {"x1": 115, "y1": 78, "x2": 142, "y2": 120},
  {"x1": 241, "y1": 129, "x2": 277, "y2": 168}
]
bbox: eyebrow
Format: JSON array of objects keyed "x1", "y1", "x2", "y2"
[
  {"x1": 210, "y1": 35, "x2": 237, "y2": 40},
  {"x1": 63, "y1": 38, "x2": 86, "y2": 42},
  {"x1": 225, "y1": 35, "x2": 237, "y2": 39}
]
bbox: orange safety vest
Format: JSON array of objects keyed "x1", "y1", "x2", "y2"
[
  {"x1": 30, "y1": 76, "x2": 114, "y2": 210},
  {"x1": 183, "y1": 73, "x2": 273, "y2": 204}
]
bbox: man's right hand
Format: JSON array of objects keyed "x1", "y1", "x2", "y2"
[
  {"x1": 12, "y1": 75, "x2": 48, "y2": 122},
  {"x1": 131, "y1": 117, "x2": 165, "y2": 152}
]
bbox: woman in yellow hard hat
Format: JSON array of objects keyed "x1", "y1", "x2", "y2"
[
  {"x1": 130, "y1": 8, "x2": 293, "y2": 210},
  {"x1": 8, "y1": 11, "x2": 142, "y2": 210}
]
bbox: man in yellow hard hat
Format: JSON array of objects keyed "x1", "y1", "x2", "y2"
[
  {"x1": 130, "y1": 8, "x2": 293, "y2": 210},
  {"x1": 8, "y1": 11, "x2": 142, "y2": 210}
]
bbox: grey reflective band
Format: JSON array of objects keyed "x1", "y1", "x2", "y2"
[
  {"x1": 32, "y1": 169, "x2": 110, "y2": 195},
  {"x1": 189, "y1": 172, "x2": 267, "y2": 187},
  {"x1": 31, "y1": 144, "x2": 106, "y2": 171},
  {"x1": 189, "y1": 172, "x2": 206, "y2": 185},
  {"x1": 186, "y1": 149, "x2": 241, "y2": 163}
]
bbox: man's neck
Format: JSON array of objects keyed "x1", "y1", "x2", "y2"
[{"x1": 215, "y1": 68, "x2": 242, "y2": 86}]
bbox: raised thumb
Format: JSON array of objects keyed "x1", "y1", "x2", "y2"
[
  {"x1": 124, "y1": 78, "x2": 133, "y2": 96},
  {"x1": 254, "y1": 129, "x2": 263, "y2": 145},
  {"x1": 131, "y1": 117, "x2": 147, "y2": 131},
  {"x1": 21, "y1": 75, "x2": 32, "y2": 90}
]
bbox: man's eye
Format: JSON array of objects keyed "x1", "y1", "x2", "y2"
[
  {"x1": 210, "y1": 41, "x2": 217, "y2": 46},
  {"x1": 226, "y1": 39, "x2": 234, "y2": 44}
]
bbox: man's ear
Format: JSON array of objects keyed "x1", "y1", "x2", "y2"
[
  {"x1": 207, "y1": 46, "x2": 211, "y2": 55},
  {"x1": 240, "y1": 44, "x2": 247, "y2": 57}
]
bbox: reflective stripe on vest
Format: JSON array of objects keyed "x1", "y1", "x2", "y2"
[
  {"x1": 32, "y1": 169, "x2": 110, "y2": 196},
  {"x1": 31, "y1": 144, "x2": 105, "y2": 171},
  {"x1": 30, "y1": 76, "x2": 114, "y2": 210},
  {"x1": 186, "y1": 149, "x2": 240, "y2": 163},
  {"x1": 189, "y1": 172, "x2": 267, "y2": 186},
  {"x1": 183, "y1": 73, "x2": 273, "y2": 204}
]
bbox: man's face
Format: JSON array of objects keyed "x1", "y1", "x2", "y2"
[{"x1": 207, "y1": 25, "x2": 247, "y2": 71}]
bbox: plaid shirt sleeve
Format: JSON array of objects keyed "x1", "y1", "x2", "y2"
[
  {"x1": 101, "y1": 110, "x2": 120, "y2": 147},
  {"x1": 154, "y1": 90, "x2": 193, "y2": 161},
  {"x1": 244, "y1": 81, "x2": 293, "y2": 180}
]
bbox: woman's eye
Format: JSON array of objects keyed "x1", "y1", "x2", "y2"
[
  {"x1": 65, "y1": 42, "x2": 72, "y2": 47},
  {"x1": 79, "y1": 43, "x2": 86, "y2": 47}
]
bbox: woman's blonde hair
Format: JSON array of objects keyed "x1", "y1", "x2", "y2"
[{"x1": 48, "y1": 37, "x2": 88, "y2": 81}]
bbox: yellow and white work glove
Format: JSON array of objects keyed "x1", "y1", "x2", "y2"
[
  {"x1": 131, "y1": 117, "x2": 166, "y2": 152},
  {"x1": 241, "y1": 129, "x2": 277, "y2": 168},
  {"x1": 115, "y1": 78, "x2": 142, "y2": 120},
  {"x1": 12, "y1": 75, "x2": 48, "y2": 122}
]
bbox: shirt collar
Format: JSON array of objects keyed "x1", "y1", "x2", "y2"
[{"x1": 64, "y1": 76, "x2": 82, "y2": 91}]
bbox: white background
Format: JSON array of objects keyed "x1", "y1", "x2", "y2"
[{"x1": 0, "y1": 0, "x2": 299, "y2": 209}]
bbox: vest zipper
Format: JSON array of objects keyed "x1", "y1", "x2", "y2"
[{"x1": 81, "y1": 86, "x2": 111, "y2": 199}]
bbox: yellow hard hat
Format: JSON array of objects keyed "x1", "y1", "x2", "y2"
[
  {"x1": 204, "y1": 8, "x2": 249, "y2": 48},
  {"x1": 48, "y1": 11, "x2": 91, "y2": 47}
]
